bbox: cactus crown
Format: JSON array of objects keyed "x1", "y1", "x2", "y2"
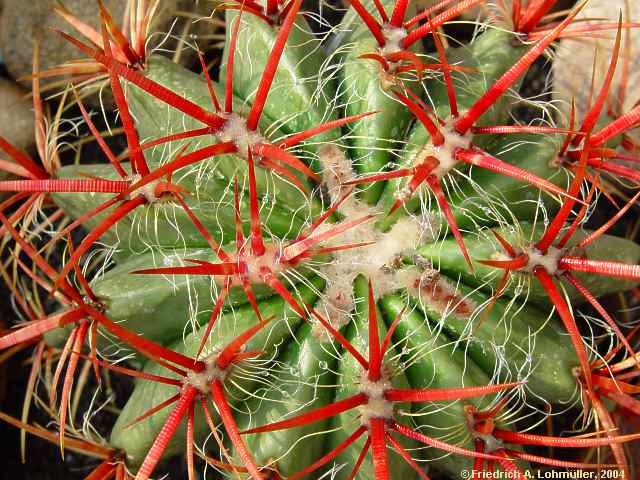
[{"x1": 1, "y1": 1, "x2": 640, "y2": 479}]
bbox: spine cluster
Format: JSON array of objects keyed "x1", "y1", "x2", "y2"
[{"x1": 0, "y1": 1, "x2": 639, "y2": 479}]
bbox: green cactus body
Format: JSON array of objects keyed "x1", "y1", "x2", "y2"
[
  {"x1": 110, "y1": 277, "x2": 324, "y2": 464},
  {"x1": 220, "y1": 10, "x2": 337, "y2": 146},
  {"x1": 377, "y1": 28, "x2": 531, "y2": 231},
  {"x1": 128, "y1": 55, "x2": 320, "y2": 214},
  {"x1": 451, "y1": 133, "x2": 568, "y2": 229},
  {"x1": 44, "y1": 246, "x2": 321, "y2": 351},
  {"x1": 418, "y1": 223, "x2": 640, "y2": 303},
  {"x1": 10, "y1": 2, "x2": 639, "y2": 480},
  {"x1": 236, "y1": 322, "x2": 338, "y2": 476},
  {"x1": 52, "y1": 162, "x2": 307, "y2": 254},
  {"x1": 408, "y1": 280, "x2": 580, "y2": 403},
  {"x1": 382, "y1": 291, "x2": 533, "y2": 473},
  {"x1": 338, "y1": 0, "x2": 421, "y2": 205},
  {"x1": 325, "y1": 276, "x2": 420, "y2": 479},
  {"x1": 380, "y1": 293, "x2": 488, "y2": 476}
]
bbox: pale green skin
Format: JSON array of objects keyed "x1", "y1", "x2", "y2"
[
  {"x1": 235, "y1": 322, "x2": 338, "y2": 477},
  {"x1": 220, "y1": 10, "x2": 338, "y2": 147},
  {"x1": 338, "y1": 1, "x2": 421, "y2": 205},
  {"x1": 52, "y1": 161, "x2": 306, "y2": 254},
  {"x1": 128, "y1": 56, "x2": 318, "y2": 214},
  {"x1": 325, "y1": 276, "x2": 420, "y2": 480},
  {"x1": 39, "y1": 2, "x2": 640, "y2": 478},
  {"x1": 44, "y1": 244, "x2": 320, "y2": 352},
  {"x1": 377, "y1": 28, "x2": 547, "y2": 231},
  {"x1": 418, "y1": 223, "x2": 640, "y2": 304},
  {"x1": 110, "y1": 277, "x2": 324, "y2": 464},
  {"x1": 380, "y1": 294, "x2": 528, "y2": 477},
  {"x1": 402, "y1": 282, "x2": 581, "y2": 404},
  {"x1": 448, "y1": 132, "x2": 570, "y2": 229}
]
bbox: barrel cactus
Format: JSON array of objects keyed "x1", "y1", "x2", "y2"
[{"x1": 1, "y1": 1, "x2": 640, "y2": 479}]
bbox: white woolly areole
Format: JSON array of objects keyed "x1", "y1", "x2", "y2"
[
  {"x1": 395, "y1": 121, "x2": 472, "y2": 204},
  {"x1": 359, "y1": 374, "x2": 390, "y2": 399},
  {"x1": 127, "y1": 174, "x2": 159, "y2": 203},
  {"x1": 243, "y1": 242, "x2": 286, "y2": 282},
  {"x1": 212, "y1": 242, "x2": 286, "y2": 287},
  {"x1": 312, "y1": 215, "x2": 434, "y2": 338},
  {"x1": 217, "y1": 112, "x2": 267, "y2": 158},
  {"x1": 473, "y1": 432, "x2": 504, "y2": 454},
  {"x1": 360, "y1": 398, "x2": 395, "y2": 425},
  {"x1": 318, "y1": 144, "x2": 365, "y2": 216},
  {"x1": 313, "y1": 145, "x2": 442, "y2": 339},
  {"x1": 521, "y1": 246, "x2": 563, "y2": 275},
  {"x1": 412, "y1": 121, "x2": 473, "y2": 179},
  {"x1": 381, "y1": 24, "x2": 407, "y2": 55},
  {"x1": 358, "y1": 374, "x2": 394, "y2": 424},
  {"x1": 186, "y1": 353, "x2": 228, "y2": 394}
]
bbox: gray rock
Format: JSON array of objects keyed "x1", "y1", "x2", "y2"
[
  {"x1": 553, "y1": 0, "x2": 640, "y2": 143},
  {"x1": 1, "y1": 0, "x2": 120, "y2": 83},
  {"x1": 0, "y1": 77, "x2": 35, "y2": 184},
  {"x1": 0, "y1": 0, "x2": 214, "y2": 86},
  {"x1": 0, "y1": 77, "x2": 35, "y2": 152}
]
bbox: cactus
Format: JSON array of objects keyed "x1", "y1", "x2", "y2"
[{"x1": 1, "y1": 1, "x2": 640, "y2": 479}]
